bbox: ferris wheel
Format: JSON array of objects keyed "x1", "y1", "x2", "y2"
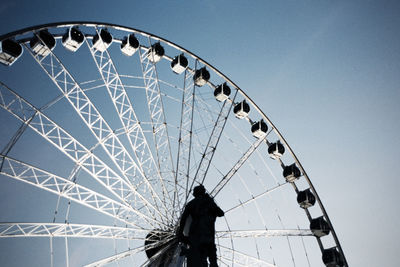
[{"x1": 0, "y1": 22, "x2": 347, "y2": 267}]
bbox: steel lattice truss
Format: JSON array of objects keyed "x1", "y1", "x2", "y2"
[
  {"x1": 0, "y1": 155, "x2": 159, "y2": 228},
  {"x1": 0, "y1": 82, "x2": 167, "y2": 226},
  {"x1": 24, "y1": 36, "x2": 170, "y2": 222},
  {"x1": 84, "y1": 28, "x2": 171, "y2": 218},
  {"x1": 0, "y1": 223, "x2": 147, "y2": 239},
  {"x1": 138, "y1": 41, "x2": 176, "y2": 203},
  {"x1": 175, "y1": 67, "x2": 196, "y2": 201},
  {"x1": 0, "y1": 22, "x2": 348, "y2": 267},
  {"x1": 218, "y1": 245, "x2": 276, "y2": 267}
]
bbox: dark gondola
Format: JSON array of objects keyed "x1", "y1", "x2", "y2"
[
  {"x1": 171, "y1": 53, "x2": 188, "y2": 74},
  {"x1": 268, "y1": 141, "x2": 285, "y2": 159},
  {"x1": 121, "y1": 33, "x2": 139, "y2": 56},
  {"x1": 92, "y1": 29, "x2": 112, "y2": 52},
  {"x1": 251, "y1": 119, "x2": 268, "y2": 138},
  {"x1": 194, "y1": 67, "x2": 210, "y2": 86},
  {"x1": 283, "y1": 163, "x2": 301, "y2": 182},
  {"x1": 310, "y1": 216, "x2": 330, "y2": 237},
  {"x1": 214, "y1": 82, "x2": 231, "y2": 102},
  {"x1": 62, "y1": 27, "x2": 84, "y2": 52},
  {"x1": 30, "y1": 30, "x2": 56, "y2": 57},
  {"x1": 322, "y1": 247, "x2": 344, "y2": 267},
  {"x1": 233, "y1": 100, "x2": 250, "y2": 119},
  {"x1": 148, "y1": 42, "x2": 164, "y2": 63},
  {"x1": 297, "y1": 189, "x2": 316, "y2": 208},
  {"x1": 0, "y1": 39, "x2": 23, "y2": 66}
]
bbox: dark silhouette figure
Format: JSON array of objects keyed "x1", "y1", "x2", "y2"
[{"x1": 177, "y1": 185, "x2": 224, "y2": 267}]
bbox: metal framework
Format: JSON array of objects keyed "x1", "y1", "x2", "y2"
[
  {"x1": 175, "y1": 66, "x2": 196, "y2": 202},
  {"x1": 23, "y1": 37, "x2": 171, "y2": 223},
  {"x1": 0, "y1": 223, "x2": 147, "y2": 239},
  {"x1": 0, "y1": 22, "x2": 347, "y2": 267},
  {"x1": 138, "y1": 39, "x2": 177, "y2": 214},
  {"x1": 0, "y1": 82, "x2": 166, "y2": 224},
  {"x1": 85, "y1": 28, "x2": 171, "y2": 217}
]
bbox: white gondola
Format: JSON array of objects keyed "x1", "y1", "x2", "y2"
[
  {"x1": 194, "y1": 67, "x2": 210, "y2": 86},
  {"x1": 268, "y1": 141, "x2": 285, "y2": 159},
  {"x1": 283, "y1": 163, "x2": 301, "y2": 182},
  {"x1": 297, "y1": 189, "x2": 316, "y2": 208},
  {"x1": 233, "y1": 100, "x2": 250, "y2": 119},
  {"x1": 310, "y1": 216, "x2": 330, "y2": 237},
  {"x1": 92, "y1": 29, "x2": 112, "y2": 52},
  {"x1": 171, "y1": 53, "x2": 188, "y2": 74},
  {"x1": 251, "y1": 119, "x2": 268, "y2": 138},
  {"x1": 147, "y1": 42, "x2": 164, "y2": 63},
  {"x1": 0, "y1": 39, "x2": 23, "y2": 66},
  {"x1": 62, "y1": 27, "x2": 84, "y2": 52},
  {"x1": 121, "y1": 34, "x2": 139, "y2": 56},
  {"x1": 322, "y1": 248, "x2": 344, "y2": 267},
  {"x1": 214, "y1": 82, "x2": 231, "y2": 102},
  {"x1": 30, "y1": 30, "x2": 55, "y2": 57}
]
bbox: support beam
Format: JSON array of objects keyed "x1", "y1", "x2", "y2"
[
  {"x1": 211, "y1": 136, "x2": 267, "y2": 197},
  {"x1": 0, "y1": 223, "x2": 147, "y2": 239},
  {"x1": 216, "y1": 229, "x2": 313, "y2": 239},
  {"x1": 85, "y1": 31, "x2": 171, "y2": 218},
  {"x1": 0, "y1": 82, "x2": 167, "y2": 224},
  {"x1": 0, "y1": 156, "x2": 160, "y2": 228}
]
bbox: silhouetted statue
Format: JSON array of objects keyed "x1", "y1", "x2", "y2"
[{"x1": 177, "y1": 185, "x2": 224, "y2": 267}]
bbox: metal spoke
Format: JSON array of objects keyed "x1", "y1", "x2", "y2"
[
  {"x1": 84, "y1": 246, "x2": 146, "y2": 267},
  {"x1": 216, "y1": 229, "x2": 313, "y2": 239},
  {"x1": 0, "y1": 223, "x2": 148, "y2": 239},
  {"x1": 85, "y1": 29, "x2": 172, "y2": 218},
  {"x1": 188, "y1": 90, "x2": 238, "y2": 197},
  {"x1": 23, "y1": 38, "x2": 167, "y2": 221},
  {"x1": 211, "y1": 135, "x2": 267, "y2": 197},
  {"x1": 175, "y1": 67, "x2": 196, "y2": 208},
  {"x1": 138, "y1": 41, "x2": 176, "y2": 212},
  {"x1": 218, "y1": 245, "x2": 277, "y2": 267},
  {"x1": 224, "y1": 183, "x2": 288, "y2": 214},
  {"x1": 0, "y1": 82, "x2": 167, "y2": 223},
  {"x1": 0, "y1": 155, "x2": 162, "y2": 228}
]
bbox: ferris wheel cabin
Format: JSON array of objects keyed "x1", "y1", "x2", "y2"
[
  {"x1": 214, "y1": 82, "x2": 231, "y2": 102},
  {"x1": 147, "y1": 42, "x2": 164, "y2": 63},
  {"x1": 310, "y1": 216, "x2": 331, "y2": 237},
  {"x1": 268, "y1": 141, "x2": 285, "y2": 159},
  {"x1": 171, "y1": 53, "x2": 188, "y2": 74},
  {"x1": 323, "y1": 247, "x2": 345, "y2": 267},
  {"x1": 62, "y1": 27, "x2": 84, "y2": 52},
  {"x1": 121, "y1": 34, "x2": 139, "y2": 56},
  {"x1": 251, "y1": 119, "x2": 268, "y2": 138},
  {"x1": 297, "y1": 188, "x2": 316, "y2": 208},
  {"x1": 233, "y1": 100, "x2": 250, "y2": 119},
  {"x1": 30, "y1": 30, "x2": 55, "y2": 57},
  {"x1": 283, "y1": 163, "x2": 301, "y2": 182},
  {"x1": 194, "y1": 67, "x2": 210, "y2": 86},
  {"x1": 0, "y1": 39, "x2": 22, "y2": 66},
  {"x1": 92, "y1": 28, "x2": 112, "y2": 52}
]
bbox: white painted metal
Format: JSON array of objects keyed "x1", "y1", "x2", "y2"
[
  {"x1": 0, "y1": 156, "x2": 159, "y2": 228},
  {"x1": 211, "y1": 135, "x2": 267, "y2": 197},
  {"x1": 23, "y1": 37, "x2": 172, "y2": 223},
  {"x1": 85, "y1": 27, "x2": 172, "y2": 218},
  {"x1": 0, "y1": 82, "x2": 167, "y2": 223},
  {"x1": 216, "y1": 229, "x2": 313, "y2": 239},
  {"x1": 0, "y1": 223, "x2": 147, "y2": 239}
]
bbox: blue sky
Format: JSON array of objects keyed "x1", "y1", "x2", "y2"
[{"x1": 0, "y1": 1, "x2": 399, "y2": 266}]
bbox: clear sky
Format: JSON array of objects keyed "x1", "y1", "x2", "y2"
[{"x1": 0, "y1": 1, "x2": 399, "y2": 266}]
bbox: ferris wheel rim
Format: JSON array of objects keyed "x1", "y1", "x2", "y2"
[{"x1": 0, "y1": 21, "x2": 347, "y2": 266}]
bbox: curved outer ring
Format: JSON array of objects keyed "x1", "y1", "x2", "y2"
[{"x1": 0, "y1": 21, "x2": 348, "y2": 266}]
